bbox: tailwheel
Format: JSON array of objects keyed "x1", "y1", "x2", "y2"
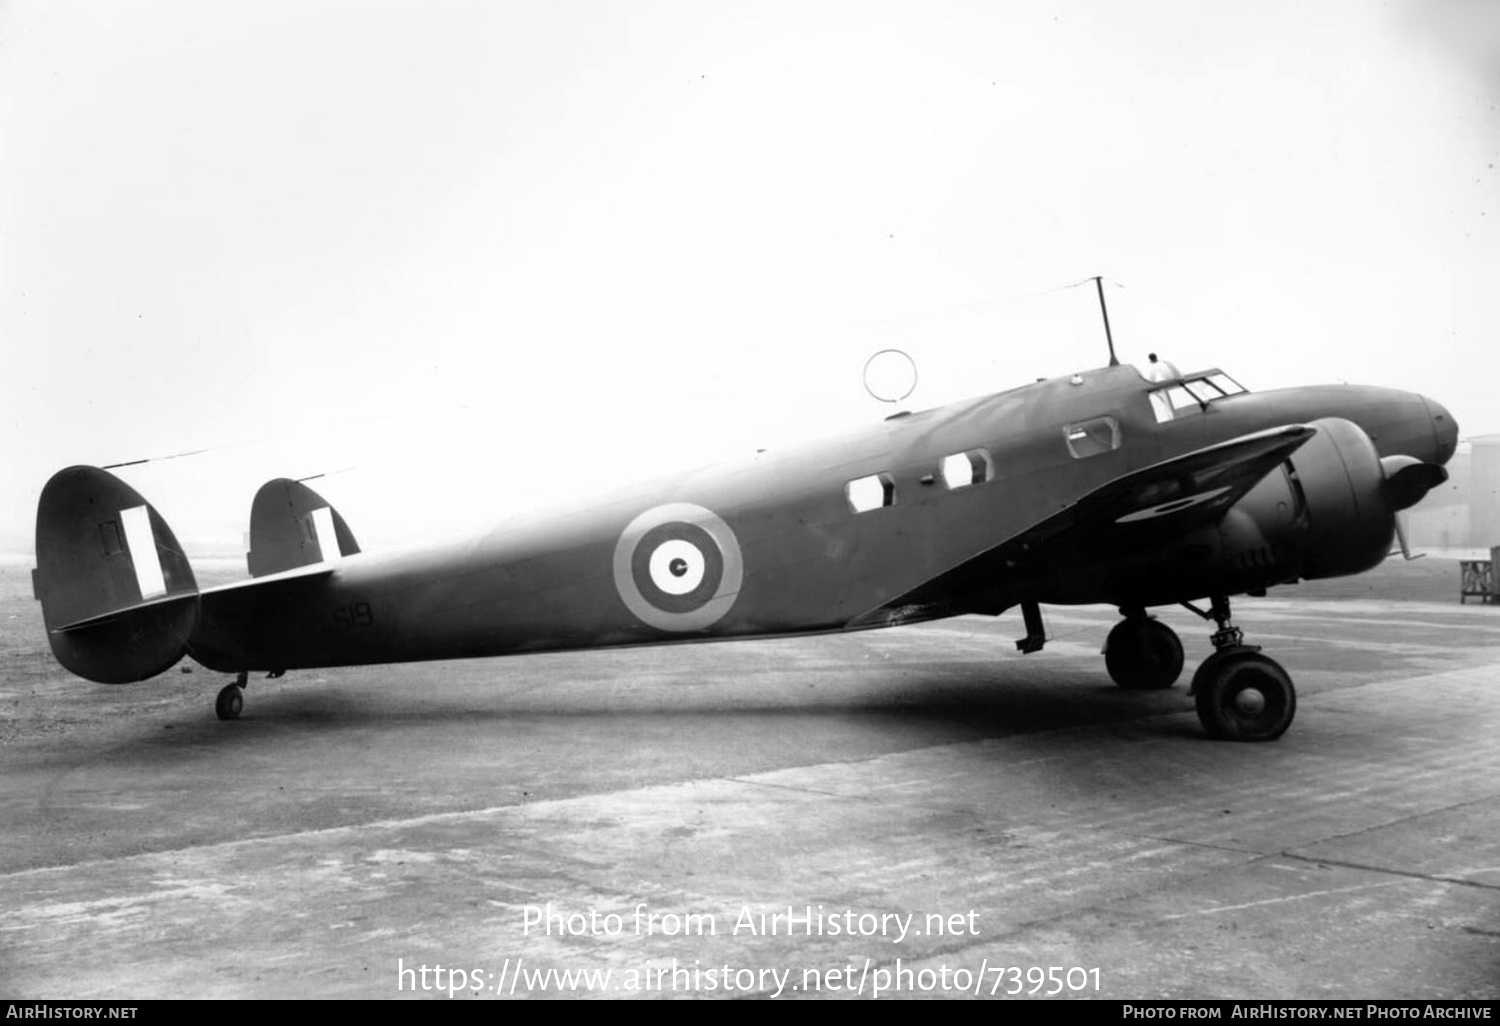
[
  {"x1": 1104, "y1": 614, "x2": 1183, "y2": 690},
  {"x1": 1192, "y1": 648, "x2": 1296, "y2": 742},
  {"x1": 215, "y1": 684, "x2": 243, "y2": 720}
]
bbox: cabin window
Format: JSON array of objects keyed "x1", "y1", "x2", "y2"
[
  {"x1": 846, "y1": 473, "x2": 896, "y2": 513},
  {"x1": 1065, "y1": 416, "x2": 1121, "y2": 459},
  {"x1": 941, "y1": 449, "x2": 994, "y2": 489}
]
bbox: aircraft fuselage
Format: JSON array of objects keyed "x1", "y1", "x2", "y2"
[{"x1": 184, "y1": 365, "x2": 1456, "y2": 674}]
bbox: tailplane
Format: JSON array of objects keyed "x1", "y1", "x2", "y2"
[{"x1": 33, "y1": 467, "x2": 198, "y2": 683}]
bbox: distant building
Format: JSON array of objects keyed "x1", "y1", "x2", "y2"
[
  {"x1": 1469, "y1": 434, "x2": 1500, "y2": 548},
  {"x1": 1406, "y1": 443, "x2": 1471, "y2": 549},
  {"x1": 1405, "y1": 435, "x2": 1500, "y2": 551}
]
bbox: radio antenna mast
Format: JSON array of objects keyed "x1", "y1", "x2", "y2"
[{"x1": 1092, "y1": 275, "x2": 1119, "y2": 366}]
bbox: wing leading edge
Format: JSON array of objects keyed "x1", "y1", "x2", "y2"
[{"x1": 847, "y1": 424, "x2": 1316, "y2": 629}]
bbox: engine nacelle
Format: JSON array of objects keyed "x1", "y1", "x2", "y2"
[
  {"x1": 1238, "y1": 416, "x2": 1394, "y2": 581},
  {"x1": 1107, "y1": 418, "x2": 1448, "y2": 606}
]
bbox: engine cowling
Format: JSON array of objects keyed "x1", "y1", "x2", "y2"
[
  {"x1": 1105, "y1": 418, "x2": 1449, "y2": 606},
  {"x1": 1215, "y1": 417, "x2": 1446, "y2": 588}
]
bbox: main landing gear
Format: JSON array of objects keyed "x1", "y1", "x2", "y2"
[
  {"x1": 1103, "y1": 596, "x2": 1296, "y2": 741},
  {"x1": 1103, "y1": 609, "x2": 1184, "y2": 690},
  {"x1": 1184, "y1": 595, "x2": 1296, "y2": 742}
]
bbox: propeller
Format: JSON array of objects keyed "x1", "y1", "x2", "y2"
[{"x1": 1380, "y1": 456, "x2": 1448, "y2": 561}]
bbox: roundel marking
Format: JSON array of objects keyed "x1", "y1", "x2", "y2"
[
  {"x1": 613, "y1": 503, "x2": 743, "y2": 631},
  {"x1": 649, "y1": 539, "x2": 706, "y2": 595},
  {"x1": 1115, "y1": 485, "x2": 1234, "y2": 524}
]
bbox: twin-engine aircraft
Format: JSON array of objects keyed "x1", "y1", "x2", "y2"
[{"x1": 34, "y1": 361, "x2": 1456, "y2": 741}]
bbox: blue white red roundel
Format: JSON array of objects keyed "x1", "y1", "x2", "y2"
[{"x1": 613, "y1": 503, "x2": 743, "y2": 631}]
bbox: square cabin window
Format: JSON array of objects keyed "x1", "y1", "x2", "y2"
[
  {"x1": 1065, "y1": 416, "x2": 1121, "y2": 459},
  {"x1": 941, "y1": 449, "x2": 994, "y2": 489},
  {"x1": 846, "y1": 473, "x2": 896, "y2": 513}
]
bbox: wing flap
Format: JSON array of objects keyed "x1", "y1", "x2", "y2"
[{"x1": 848, "y1": 424, "x2": 1315, "y2": 628}]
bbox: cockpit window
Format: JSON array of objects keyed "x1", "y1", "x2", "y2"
[
  {"x1": 1169, "y1": 385, "x2": 1204, "y2": 409},
  {"x1": 1205, "y1": 373, "x2": 1247, "y2": 396},
  {"x1": 1149, "y1": 370, "x2": 1248, "y2": 423}
]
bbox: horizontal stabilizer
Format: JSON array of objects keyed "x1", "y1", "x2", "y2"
[
  {"x1": 190, "y1": 562, "x2": 338, "y2": 673},
  {"x1": 246, "y1": 478, "x2": 360, "y2": 577},
  {"x1": 201, "y1": 561, "x2": 335, "y2": 596},
  {"x1": 34, "y1": 466, "x2": 198, "y2": 683},
  {"x1": 51, "y1": 591, "x2": 198, "y2": 634}
]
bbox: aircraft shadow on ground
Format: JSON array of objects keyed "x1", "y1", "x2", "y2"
[{"x1": 134, "y1": 657, "x2": 1209, "y2": 756}]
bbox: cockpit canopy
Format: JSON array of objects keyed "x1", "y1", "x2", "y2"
[{"x1": 1143, "y1": 368, "x2": 1249, "y2": 423}]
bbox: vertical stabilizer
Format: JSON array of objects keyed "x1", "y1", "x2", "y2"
[
  {"x1": 246, "y1": 478, "x2": 360, "y2": 577},
  {"x1": 34, "y1": 466, "x2": 198, "y2": 683}
]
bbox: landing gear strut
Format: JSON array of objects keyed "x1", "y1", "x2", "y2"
[
  {"x1": 1015, "y1": 600, "x2": 1047, "y2": 654},
  {"x1": 215, "y1": 670, "x2": 248, "y2": 721},
  {"x1": 1104, "y1": 609, "x2": 1184, "y2": 690},
  {"x1": 1186, "y1": 595, "x2": 1296, "y2": 742}
]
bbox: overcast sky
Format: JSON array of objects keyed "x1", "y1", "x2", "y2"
[{"x1": 3, "y1": 1, "x2": 1498, "y2": 555}]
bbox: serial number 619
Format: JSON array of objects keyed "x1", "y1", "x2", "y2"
[{"x1": 325, "y1": 601, "x2": 374, "y2": 634}]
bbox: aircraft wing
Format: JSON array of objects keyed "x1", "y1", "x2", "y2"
[{"x1": 848, "y1": 424, "x2": 1315, "y2": 627}]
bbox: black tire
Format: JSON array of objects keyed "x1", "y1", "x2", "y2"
[
  {"x1": 215, "y1": 684, "x2": 243, "y2": 721},
  {"x1": 1104, "y1": 617, "x2": 1184, "y2": 690},
  {"x1": 1193, "y1": 650, "x2": 1295, "y2": 741}
]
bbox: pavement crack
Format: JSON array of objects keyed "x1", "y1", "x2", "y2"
[
  {"x1": 1127, "y1": 833, "x2": 1264, "y2": 857},
  {"x1": 1312, "y1": 793, "x2": 1500, "y2": 849},
  {"x1": 1155, "y1": 879, "x2": 1410, "y2": 920},
  {"x1": 723, "y1": 777, "x2": 879, "y2": 802},
  {"x1": 1277, "y1": 852, "x2": 1500, "y2": 892}
]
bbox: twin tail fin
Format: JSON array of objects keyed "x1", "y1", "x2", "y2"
[
  {"x1": 246, "y1": 478, "x2": 360, "y2": 577},
  {"x1": 34, "y1": 467, "x2": 359, "y2": 684},
  {"x1": 33, "y1": 466, "x2": 198, "y2": 683}
]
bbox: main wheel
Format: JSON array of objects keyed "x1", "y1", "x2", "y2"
[
  {"x1": 215, "y1": 684, "x2": 243, "y2": 721},
  {"x1": 1192, "y1": 649, "x2": 1295, "y2": 741},
  {"x1": 1104, "y1": 617, "x2": 1184, "y2": 690}
]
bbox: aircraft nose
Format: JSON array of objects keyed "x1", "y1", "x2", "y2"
[{"x1": 1424, "y1": 397, "x2": 1459, "y2": 466}]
